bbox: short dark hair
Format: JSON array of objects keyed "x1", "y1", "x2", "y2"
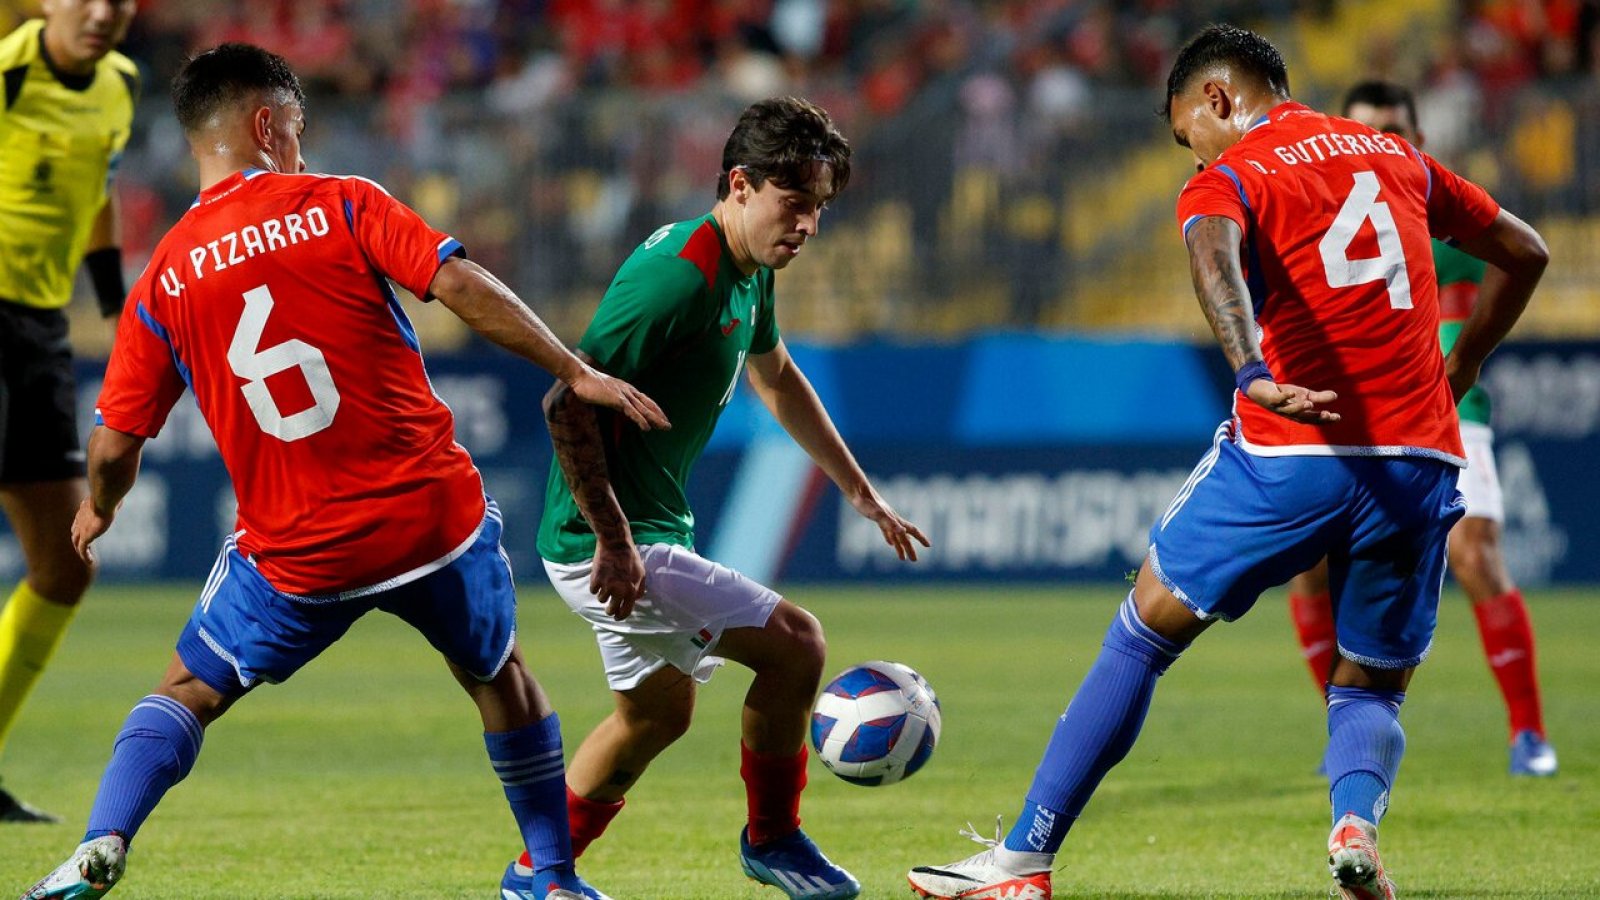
[
  {"x1": 1163, "y1": 25, "x2": 1290, "y2": 121},
  {"x1": 172, "y1": 43, "x2": 305, "y2": 133},
  {"x1": 1341, "y1": 80, "x2": 1418, "y2": 131},
  {"x1": 717, "y1": 97, "x2": 851, "y2": 202}
]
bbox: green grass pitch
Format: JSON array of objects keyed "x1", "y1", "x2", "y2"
[{"x1": 2, "y1": 583, "x2": 1596, "y2": 898}]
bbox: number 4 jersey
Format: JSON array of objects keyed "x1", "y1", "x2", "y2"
[
  {"x1": 98, "y1": 168, "x2": 485, "y2": 596},
  {"x1": 1175, "y1": 101, "x2": 1501, "y2": 465}
]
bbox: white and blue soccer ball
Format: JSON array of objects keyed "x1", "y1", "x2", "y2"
[{"x1": 810, "y1": 660, "x2": 941, "y2": 786}]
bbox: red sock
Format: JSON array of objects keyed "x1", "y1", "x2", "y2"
[
  {"x1": 740, "y1": 743, "x2": 806, "y2": 846},
  {"x1": 517, "y1": 787, "x2": 623, "y2": 867},
  {"x1": 1289, "y1": 591, "x2": 1336, "y2": 699},
  {"x1": 1471, "y1": 589, "x2": 1546, "y2": 739}
]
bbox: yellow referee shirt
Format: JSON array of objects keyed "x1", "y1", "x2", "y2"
[{"x1": 0, "y1": 19, "x2": 136, "y2": 309}]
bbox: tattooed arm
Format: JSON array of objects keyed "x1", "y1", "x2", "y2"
[
  {"x1": 543, "y1": 350, "x2": 646, "y2": 620},
  {"x1": 1186, "y1": 216, "x2": 1340, "y2": 424}
]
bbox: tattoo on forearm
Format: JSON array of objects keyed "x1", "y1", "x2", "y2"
[
  {"x1": 546, "y1": 387, "x2": 631, "y2": 548},
  {"x1": 605, "y1": 768, "x2": 636, "y2": 787},
  {"x1": 1188, "y1": 218, "x2": 1263, "y2": 372}
]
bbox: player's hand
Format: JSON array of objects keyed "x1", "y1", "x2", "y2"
[
  {"x1": 71, "y1": 499, "x2": 114, "y2": 564},
  {"x1": 1246, "y1": 379, "x2": 1340, "y2": 424},
  {"x1": 570, "y1": 366, "x2": 671, "y2": 432},
  {"x1": 590, "y1": 541, "x2": 646, "y2": 621},
  {"x1": 1444, "y1": 355, "x2": 1480, "y2": 404},
  {"x1": 849, "y1": 487, "x2": 931, "y2": 562}
]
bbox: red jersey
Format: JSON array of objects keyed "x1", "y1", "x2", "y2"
[
  {"x1": 98, "y1": 169, "x2": 485, "y2": 595},
  {"x1": 1175, "y1": 102, "x2": 1501, "y2": 465}
]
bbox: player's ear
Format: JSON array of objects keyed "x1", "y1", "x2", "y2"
[
  {"x1": 1202, "y1": 80, "x2": 1232, "y2": 121},
  {"x1": 251, "y1": 106, "x2": 274, "y2": 150},
  {"x1": 729, "y1": 166, "x2": 750, "y2": 203}
]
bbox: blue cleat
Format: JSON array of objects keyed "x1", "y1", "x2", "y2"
[
  {"x1": 1509, "y1": 731, "x2": 1558, "y2": 777},
  {"x1": 739, "y1": 826, "x2": 860, "y2": 899},
  {"x1": 21, "y1": 835, "x2": 127, "y2": 899},
  {"x1": 499, "y1": 858, "x2": 611, "y2": 900}
]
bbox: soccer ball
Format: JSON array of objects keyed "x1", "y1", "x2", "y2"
[{"x1": 810, "y1": 660, "x2": 941, "y2": 786}]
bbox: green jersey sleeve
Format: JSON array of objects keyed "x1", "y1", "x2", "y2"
[
  {"x1": 749, "y1": 269, "x2": 780, "y2": 356},
  {"x1": 578, "y1": 254, "x2": 711, "y2": 378}
]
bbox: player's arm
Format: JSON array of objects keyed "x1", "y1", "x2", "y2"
[
  {"x1": 1184, "y1": 216, "x2": 1340, "y2": 424},
  {"x1": 71, "y1": 425, "x2": 145, "y2": 562},
  {"x1": 746, "y1": 340, "x2": 929, "y2": 561},
  {"x1": 429, "y1": 258, "x2": 668, "y2": 432},
  {"x1": 1444, "y1": 210, "x2": 1548, "y2": 401},
  {"x1": 84, "y1": 197, "x2": 126, "y2": 331},
  {"x1": 543, "y1": 353, "x2": 644, "y2": 620}
]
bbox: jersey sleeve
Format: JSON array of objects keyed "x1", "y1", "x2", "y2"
[
  {"x1": 342, "y1": 177, "x2": 464, "y2": 300},
  {"x1": 1421, "y1": 152, "x2": 1501, "y2": 242},
  {"x1": 750, "y1": 270, "x2": 780, "y2": 355},
  {"x1": 95, "y1": 285, "x2": 188, "y2": 438},
  {"x1": 1175, "y1": 165, "x2": 1252, "y2": 242},
  {"x1": 578, "y1": 255, "x2": 709, "y2": 379}
]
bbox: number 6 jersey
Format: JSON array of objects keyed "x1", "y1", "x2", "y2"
[
  {"x1": 98, "y1": 168, "x2": 485, "y2": 596},
  {"x1": 1175, "y1": 101, "x2": 1501, "y2": 465}
]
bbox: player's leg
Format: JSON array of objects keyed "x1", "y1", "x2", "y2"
[
  {"x1": 23, "y1": 654, "x2": 234, "y2": 900},
  {"x1": 383, "y1": 501, "x2": 594, "y2": 899},
  {"x1": 1287, "y1": 557, "x2": 1336, "y2": 697},
  {"x1": 912, "y1": 431, "x2": 1340, "y2": 899},
  {"x1": 1448, "y1": 424, "x2": 1554, "y2": 774},
  {"x1": 0, "y1": 481, "x2": 96, "y2": 823},
  {"x1": 1319, "y1": 457, "x2": 1463, "y2": 900}
]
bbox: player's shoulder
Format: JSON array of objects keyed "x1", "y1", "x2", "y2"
[
  {"x1": 617, "y1": 215, "x2": 721, "y2": 291},
  {"x1": 0, "y1": 19, "x2": 42, "y2": 69}
]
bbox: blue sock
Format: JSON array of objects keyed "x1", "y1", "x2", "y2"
[
  {"x1": 1324, "y1": 685, "x2": 1406, "y2": 826},
  {"x1": 486, "y1": 713, "x2": 573, "y2": 876},
  {"x1": 1003, "y1": 594, "x2": 1185, "y2": 854},
  {"x1": 84, "y1": 695, "x2": 205, "y2": 844}
]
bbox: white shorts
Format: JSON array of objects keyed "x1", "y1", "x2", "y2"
[
  {"x1": 1458, "y1": 421, "x2": 1503, "y2": 523},
  {"x1": 543, "y1": 543, "x2": 783, "y2": 691}
]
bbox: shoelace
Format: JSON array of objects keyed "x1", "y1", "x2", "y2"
[{"x1": 956, "y1": 814, "x2": 1067, "y2": 874}]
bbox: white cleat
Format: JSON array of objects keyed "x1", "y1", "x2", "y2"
[
  {"x1": 908, "y1": 819, "x2": 1052, "y2": 900},
  {"x1": 20, "y1": 834, "x2": 128, "y2": 900},
  {"x1": 1327, "y1": 814, "x2": 1395, "y2": 900}
]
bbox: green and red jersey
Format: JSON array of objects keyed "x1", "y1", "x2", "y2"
[
  {"x1": 1433, "y1": 238, "x2": 1490, "y2": 425},
  {"x1": 538, "y1": 213, "x2": 779, "y2": 563}
]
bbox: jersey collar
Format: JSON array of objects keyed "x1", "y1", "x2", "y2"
[{"x1": 193, "y1": 169, "x2": 263, "y2": 207}]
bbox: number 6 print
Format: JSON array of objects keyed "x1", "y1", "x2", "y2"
[
  {"x1": 228, "y1": 285, "x2": 340, "y2": 441},
  {"x1": 1319, "y1": 170, "x2": 1413, "y2": 310}
]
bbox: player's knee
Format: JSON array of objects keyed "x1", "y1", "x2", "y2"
[
  {"x1": 29, "y1": 551, "x2": 95, "y2": 605},
  {"x1": 765, "y1": 603, "x2": 826, "y2": 684}
]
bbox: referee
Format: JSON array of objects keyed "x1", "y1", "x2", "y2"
[{"x1": 0, "y1": 0, "x2": 138, "y2": 823}]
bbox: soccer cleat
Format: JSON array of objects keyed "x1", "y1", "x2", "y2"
[
  {"x1": 498, "y1": 859, "x2": 610, "y2": 900},
  {"x1": 21, "y1": 834, "x2": 128, "y2": 899},
  {"x1": 907, "y1": 819, "x2": 1052, "y2": 900},
  {"x1": 0, "y1": 783, "x2": 59, "y2": 824},
  {"x1": 1327, "y1": 814, "x2": 1395, "y2": 900},
  {"x1": 739, "y1": 826, "x2": 861, "y2": 899},
  {"x1": 1509, "y1": 731, "x2": 1558, "y2": 777}
]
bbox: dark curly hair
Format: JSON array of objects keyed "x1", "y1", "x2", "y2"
[
  {"x1": 1163, "y1": 25, "x2": 1290, "y2": 121},
  {"x1": 173, "y1": 43, "x2": 305, "y2": 134},
  {"x1": 717, "y1": 97, "x2": 851, "y2": 202}
]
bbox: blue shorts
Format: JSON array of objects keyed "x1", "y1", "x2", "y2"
[
  {"x1": 177, "y1": 501, "x2": 517, "y2": 696},
  {"x1": 1150, "y1": 424, "x2": 1465, "y2": 669}
]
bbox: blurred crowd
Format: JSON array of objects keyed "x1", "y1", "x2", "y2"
[{"x1": 3, "y1": 0, "x2": 1597, "y2": 339}]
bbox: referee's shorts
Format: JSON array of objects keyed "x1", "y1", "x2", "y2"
[{"x1": 0, "y1": 299, "x2": 86, "y2": 483}]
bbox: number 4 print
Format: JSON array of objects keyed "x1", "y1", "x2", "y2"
[
  {"x1": 1319, "y1": 171, "x2": 1413, "y2": 310},
  {"x1": 228, "y1": 285, "x2": 341, "y2": 441}
]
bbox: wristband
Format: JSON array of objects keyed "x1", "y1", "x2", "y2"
[
  {"x1": 85, "y1": 247, "x2": 127, "y2": 318},
  {"x1": 1235, "y1": 360, "x2": 1273, "y2": 394}
]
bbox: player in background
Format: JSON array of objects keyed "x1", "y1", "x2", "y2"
[
  {"x1": 909, "y1": 25, "x2": 1547, "y2": 900},
  {"x1": 523, "y1": 97, "x2": 928, "y2": 900},
  {"x1": 21, "y1": 43, "x2": 667, "y2": 900},
  {"x1": 1284, "y1": 80, "x2": 1557, "y2": 778},
  {"x1": 0, "y1": 0, "x2": 138, "y2": 823}
]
